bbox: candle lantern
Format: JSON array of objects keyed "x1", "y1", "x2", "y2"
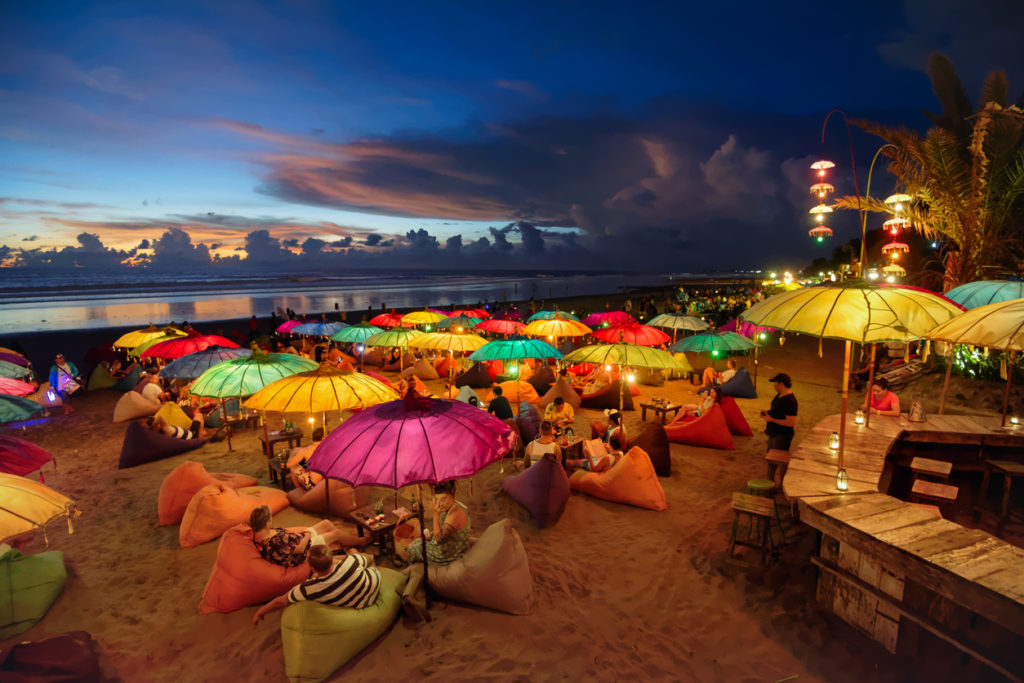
[
  {"x1": 1011, "y1": 415, "x2": 1020, "y2": 426},
  {"x1": 836, "y1": 468, "x2": 849, "y2": 491},
  {"x1": 828, "y1": 431, "x2": 840, "y2": 450},
  {"x1": 855, "y1": 410, "x2": 865, "y2": 425}
]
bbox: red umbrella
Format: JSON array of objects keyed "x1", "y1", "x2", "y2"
[
  {"x1": 475, "y1": 318, "x2": 526, "y2": 335},
  {"x1": 0, "y1": 434, "x2": 55, "y2": 480},
  {"x1": 582, "y1": 311, "x2": 636, "y2": 327},
  {"x1": 369, "y1": 313, "x2": 406, "y2": 328},
  {"x1": 591, "y1": 322, "x2": 670, "y2": 347},
  {"x1": 276, "y1": 319, "x2": 305, "y2": 333},
  {"x1": 141, "y1": 331, "x2": 240, "y2": 360},
  {"x1": 449, "y1": 309, "x2": 491, "y2": 319},
  {"x1": 0, "y1": 378, "x2": 36, "y2": 397}
]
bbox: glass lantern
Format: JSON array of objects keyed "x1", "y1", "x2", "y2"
[
  {"x1": 828, "y1": 431, "x2": 840, "y2": 450},
  {"x1": 836, "y1": 468, "x2": 849, "y2": 491},
  {"x1": 855, "y1": 410, "x2": 865, "y2": 425}
]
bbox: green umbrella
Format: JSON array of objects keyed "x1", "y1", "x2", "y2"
[
  {"x1": 669, "y1": 331, "x2": 757, "y2": 354},
  {"x1": 0, "y1": 361, "x2": 31, "y2": 380},
  {"x1": 365, "y1": 328, "x2": 425, "y2": 372},
  {"x1": 329, "y1": 322, "x2": 384, "y2": 345},
  {"x1": 0, "y1": 396, "x2": 44, "y2": 424},
  {"x1": 563, "y1": 342, "x2": 685, "y2": 411},
  {"x1": 469, "y1": 336, "x2": 563, "y2": 409},
  {"x1": 527, "y1": 310, "x2": 580, "y2": 322},
  {"x1": 190, "y1": 350, "x2": 318, "y2": 398},
  {"x1": 436, "y1": 315, "x2": 482, "y2": 331}
]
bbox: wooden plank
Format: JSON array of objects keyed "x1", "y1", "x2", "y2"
[
  {"x1": 987, "y1": 459, "x2": 1024, "y2": 476},
  {"x1": 732, "y1": 492, "x2": 773, "y2": 517},
  {"x1": 910, "y1": 456, "x2": 953, "y2": 478},
  {"x1": 846, "y1": 505, "x2": 943, "y2": 535},
  {"x1": 911, "y1": 479, "x2": 959, "y2": 502}
]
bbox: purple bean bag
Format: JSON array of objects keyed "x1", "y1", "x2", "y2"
[
  {"x1": 516, "y1": 402, "x2": 542, "y2": 444},
  {"x1": 118, "y1": 421, "x2": 206, "y2": 469},
  {"x1": 0, "y1": 630, "x2": 115, "y2": 681},
  {"x1": 501, "y1": 453, "x2": 570, "y2": 528}
]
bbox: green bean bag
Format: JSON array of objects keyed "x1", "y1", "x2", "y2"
[
  {"x1": 280, "y1": 567, "x2": 407, "y2": 682},
  {"x1": 87, "y1": 364, "x2": 117, "y2": 391},
  {"x1": 0, "y1": 548, "x2": 67, "y2": 639},
  {"x1": 112, "y1": 365, "x2": 142, "y2": 392}
]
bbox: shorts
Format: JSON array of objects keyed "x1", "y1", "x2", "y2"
[
  {"x1": 767, "y1": 432, "x2": 794, "y2": 451},
  {"x1": 306, "y1": 529, "x2": 326, "y2": 548}
]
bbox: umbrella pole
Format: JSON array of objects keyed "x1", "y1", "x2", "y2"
[
  {"x1": 1001, "y1": 351, "x2": 1016, "y2": 427},
  {"x1": 753, "y1": 346, "x2": 758, "y2": 386},
  {"x1": 222, "y1": 399, "x2": 232, "y2": 451},
  {"x1": 939, "y1": 355, "x2": 953, "y2": 415},
  {"x1": 839, "y1": 340, "x2": 851, "y2": 475},
  {"x1": 418, "y1": 483, "x2": 431, "y2": 609},
  {"x1": 864, "y1": 344, "x2": 877, "y2": 429}
]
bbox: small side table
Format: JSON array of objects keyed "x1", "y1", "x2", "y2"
[
  {"x1": 259, "y1": 431, "x2": 302, "y2": 486},
  {"x1": 347, "y1": 498, "x2": 410, "y2": 560},
  {"x1": 640, "y1": 401, "x2": 682, "y2": 424}
]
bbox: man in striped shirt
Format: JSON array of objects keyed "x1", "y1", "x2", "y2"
[{"x1": 252, "y1": 545, "x2": 381, "y2": 625}]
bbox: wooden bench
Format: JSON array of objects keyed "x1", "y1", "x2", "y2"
[
  {"x1": 911, "y1": 456, "x2": 952, "y2": 482},
  {"x1": 910, "y1": 479, "x2": 959, "y2": 507},
  {"x1": 728, "y1": 492, "x2": 778, "y2": 565}
]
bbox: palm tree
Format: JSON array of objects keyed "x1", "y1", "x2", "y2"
[{"x1": 834, "y1": 54, "x2": 1024, "y2": 289}]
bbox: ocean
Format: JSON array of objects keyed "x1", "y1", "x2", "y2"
[{"x1": 0, "y1": 268, "x2": 672, "y2": 334}]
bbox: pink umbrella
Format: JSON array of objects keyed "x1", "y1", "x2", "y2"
[
  {"x1": 0, "y1": 378, "x2": 36, "y2": 397},
  {"x1": 583, "y1": 311, "x2": 635, "y2": 327},
  {"x1": 276, "y1": 319, "x2": 305, "y2": 333},
  {"x1": 475, "y1": 318, "x2": 526, "y2": 336},
  {"x1": 0, "y1": 434, "x2": 55, "y2": 481},
  {"x1": 591, "y1": 322, "x2": 670, "y2": 347},
  {"x1": 720, "y1": 318, "x2": 776, "y2": 338},
  {"x1": 494, "y1": 309, "x2": 523, "y2": 321},
  {"x1": 141, "y1": 331, "x2": 240, "y2": 360}
]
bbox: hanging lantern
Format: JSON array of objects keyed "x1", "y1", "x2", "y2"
[
  {"x1": 884, "y1": 193, "x2": 912, "y2": 212},
  {"x1": 882, "y1": 263, "x2": 906, "y2": 278},
  {"x1": 810, "y1": 182, "x2": 834, "y2": 199},
  {"x1": 811, "y1": 159, "x2": 835, "y2": 178},
  {"x1": 808, "y1": 225, "x2": 833, "y2": 243},
  {"x1": 809, "y1": 204, "x2": 833, "y2": 224},
  {"x1": 836, "y1": 468, "x2": 849, "y2": 491},
  {"x1": 882, "y1": 242, "x2": 910, "y2": 257},
  {"x1": 808, "y1": 161, "x2": 835, "y2": 242}
]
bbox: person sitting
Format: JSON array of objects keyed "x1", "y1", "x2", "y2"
[
  {"x1": 287, "y1": 428, "x2": 326, "y2": 490},
  {"x1": 138, "y1": 372, "x2": 164, "y2": 404},
  {"x1": 252, "y1": 545, "x2": 380, "y2": 625},
  {"x1": 108, "y1": 359, "x2": 130, "y2": 379},
  {"x1": 248, "y1": 504, "x2": 366, "y2": 569},
  {"x1": 569, "y1": 409, "x2": 626, "y2": 472},
  {"x1": 522, "y1": 420, "x2": 562, "y2": 468},
  {"x1": 487, "y1": 385, "x2": 514, "y2": 420},
  {"x1": 543, "y1": 396, "x2": 575, "y2": 436},
  {"x1": 862, "y1": 377, "x2": 901, "y2": 417},
  {"x1": 578, "y1": 364, "x2": 612, "y2": 392},
  {"x1": 146, "y1": 413, "x2": 205, "y2": 440},
  {"x1": 698, "y1": 359, "x2": 737, "y2": 393},
  {"x1": 399, "y1": 481, "x2": 470, "y2": 566},
  {"x1": 682, "y1": 386, "x2": 722, "y2": 419}
]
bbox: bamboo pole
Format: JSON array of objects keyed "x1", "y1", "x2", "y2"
[
  {"x1": 838, "y1": 340, "x2": 851, "y2": 474},
  {"x1": 939, "y1": 355, "x2": 953, "y2": 415},
  {"x1": 1001, "y1": 351, "x2": 1016, "y2": 427},
  {"x1": 864, "y1": 344, "x2": 877, "y2": 428},
  {"x1": 418, "y1": 483, "x2": 431, "y2": 609}
]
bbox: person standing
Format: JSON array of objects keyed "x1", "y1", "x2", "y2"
[
  {"x1": 760, "y1": 373, "x2": 798, "y2": 451},
  {"x1": 49, "y1": 353, "x2": 81, "y2": 415}
]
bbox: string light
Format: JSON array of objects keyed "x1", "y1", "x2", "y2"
[
  {"x1": 879, "y1": 193, "x2": 913, "y2": 282},
  {"x1": 807, "y1": 161, "x2": 835, "y2": 243}
]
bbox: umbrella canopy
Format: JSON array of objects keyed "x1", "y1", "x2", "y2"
[
  {"x1": 592, "y1": 323, "x2": 671, "y2": 347},
  {"x1": 720, "y1": 318, "x2": 775, "y2": 339},
  {"x1": 368, "y1": 313, "x2": 407, "y2": 328},
  {"x1": 468, "y1": 336, "x2": 563, "y2": 362},
  {"x1": 449, "y1": 309, "x2": 490, "y2": 319},
  {"x1": 113, "y1": 325, "x2": 185, "y2": 350},
  {"x1": 925, "y1": 298, "x2": 1024, "y2": 353},
  {"x1": 0, "y1": 361, "x2": 31, "y2": 380},
  {"x1": 0, "y1": 348, "x2": 25, "y2": 358},
  {"x1": 563, "y1": 343, "x2": 686, "y2": 371},
  {"x1": 944, "y1": 280, "x2": 1024, "y2": 310},
  {"x1": 244, "y1": 363, "x2": 399, "y2": 413},
  {"x1": 308, "y1": 395, "x2": 515, "y2": 488},
  {"x1": 582, "y1": 311, "x2": 635, "y2": 327},
  {"x1": 436, "y1": 315, "x2": 482, "y2": 331},
  {"x1": 670, "y1": 330, "x2": 758, "y2": 354},
  {"x1": 523, "y1": 315, "x2": 591, "y2": 339},
  {"x1": 364, "y1": 328, "x2": 425, "y2": 349},
  {"x1": 330, "y1": 322, "x2": 384, "y2": 344},
  {"x1": 402, "y1": 310, "x2": 447, "y2": 327},
  {"x1": 291, "y1": 321, "x2": 348, "y2": 337},
  {"x1": 0, "y1": 378, "x2": 36, "y2": 397},
  {"x1": 276, "y1": 319, "x2": 306, "y2": 334},
  {"x1": 129, "y1": 333, "x2": 182, "y2": 358},
  {"x1": 527, "y1": 310, "x2": 580, "y2": 322},
  {"x1": 0, "y1": 435, "x2": 54, "y2": 478},
  {"x1": 475, "y1": 318, "x2": 526, "y2": 336},
  {"x1": 0, "y1": 352, "x2": 29, "y2": 368},
  {"x1": 0, "y1": 396, "x2": 44, "y2": 424},
  {"x1": 141, "y1": 332, "x2": 241, "y2": 360},
  {"x1": 408, "y1": 332, "x2": 488, "y2": 354},
  {"x1": 159, "y1": 346, "x2": 252, "y2": 379},
  {"x1": 647, "y1": 313, "x2": 709, "y2": 332},
  {"x1": 0, "y1": 473, "x2": 77, "y2": 542},
  {"x1": 493, "y1": 309, "x2": 523, "y2": 321},
  {"x1": 189, "y1": 350, "x2": 318, "y2": 398}
]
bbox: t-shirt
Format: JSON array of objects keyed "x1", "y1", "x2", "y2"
[
  {"x1": 527, "y1": 439, "x2": 558, "y2": 466},
  {"x1": 766, "y1": 393, "x2": 798, "y2": 438},
  {"x1": 141, "y1": 382, "x2": 163, "y2": 403},
  {"x1": 720, "y1": 368, "x2": 736, "y2": 383},
  {"x1": 870, "y1": 391, "x2": 899, "y2": 412},
  {"x1": 544, "y1": 402, "x2": 574, "y2": 425},
  {"x1": 487, "y1": 395, "x2": 514, "y2": 420},
  {"x1": 288, "y1": 554, "x2": 381, "y2": 609}
]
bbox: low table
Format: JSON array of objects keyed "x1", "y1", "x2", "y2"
[
  {"x1": 639, "y1": 401, "x2": 682, "y2": 424},
  {"x1": 347, "y1": 498, "x2": 411, "y2": 560},
  {"x1": 259, "y1": 431, "x2": 302, "y2": 487},
  {"x1": 560, "y1": 437, "x2": 585, "y2": 467}
]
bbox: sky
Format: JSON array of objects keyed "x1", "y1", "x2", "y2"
[{"x1": 1, "y1": 0, "x2": 1022, "y2": 272}]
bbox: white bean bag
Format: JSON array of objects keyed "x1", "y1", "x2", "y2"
[{"x1": 112, "y1": 391, "x2": 160, "y2": 422}]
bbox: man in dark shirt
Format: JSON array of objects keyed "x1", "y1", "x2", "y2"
[
  {"x1": 487, "y1": 385, "x2": 514, "y2": 420},
  {"x1": 760, "y1": 372, "x2": 798, "y2": 451}
]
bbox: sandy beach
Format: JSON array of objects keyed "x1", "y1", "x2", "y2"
[{"x1": 2, "y1": 319, "x2": 1019, "y2": 682}]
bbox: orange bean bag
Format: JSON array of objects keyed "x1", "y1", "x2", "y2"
[
  {"x1": 664, "y1": 404, "x2": 735, "y2": 450},
  {"x1": 486, "y1": 380, "x2": 540, "y2": 405},
  {"x1": 198, "y1": 523, "x2": 310, "y2": 614},
  {"x1": 434, "y1": 355, "x2": 453, "y2": 376},
  {"x1": 569, "y1": 446, "x2": 667, "y2": 511},
  {"x1": 538, "y1": 377, "x2": 581, "y2": 410},
  {"x1": 719, "y1": 396, "x2": 753, "y2": 437},
  {"x1": 179, "y1": 485, "x2": 289, "y2": 548},
  {"x1": 286, "y1": 478, "x2": 368, "y2": 517},
  {"x1": 158, "y1": 461, "x2": 258, "y2": 526}
]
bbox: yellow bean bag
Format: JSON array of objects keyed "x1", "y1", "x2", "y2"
[
  {"x1": 486, "y1": 381, "x2": 540, "y2": 405},
  {"x1": 569, "y1": 446, "x2": 667, "y2": 511},
  {"x1": 158, "y1": 461, "x2": 258, "y2": 525},
  {"x1": 155, "y1": 402, "x2": 193, "y2": 431},
  {"x1": 428, "y1": 518, "x2": 534, "y2": 615},
  {"x1": 179, "y1": 485, "x2": 289, "y2": 548},
  {"x1": 281, "y1": 567, "x2": 407, "y2": 683},
  {"x1": 112, "y1": 391, "x2": 159, "y2": 422}
]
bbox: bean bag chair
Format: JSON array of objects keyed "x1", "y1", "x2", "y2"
[
  {"x1": 627, "y1": 423, "x2": 671, "y2": 477},
  {"x1": 453, "y1": 385, "x2": 480, "y2": 404},
  {"x1": 87, "y1": 364, "x2": 117, "y2": 391},
  {"x1": 155, "y1": 402, "x2": 193, "y2": 431},
  {"x1": 569, "y1": 446, "x2": 667, "y2": 511},
  {"x1": 664, "y1": 404, "x2": 735, "y2": 450},
  {"x1": 112, "y1": 365, "x2": 142, "y2": 392},
  {"x1": 197, "y1": 524, "x2": 310, "y2": 614},
  {"x1": 359, "y1": 349, "x2": 385, "y2": 366},
  {"x1": 118, "y1": 421, "x2": 206, "y2": 469},
  {"x1": 538, "y1": 377, "x2": 581, "y2": 410},
  {"x1": 515, "y1": 402, "x2": 542, "y2": 444},
  {"x1": 720, "y1": 366, "x2": 757, "y2": 399},
  {"x1": 433, "y1": 355, "x2": 453, "y2": 376},
  {"x1": 501, "y1": 453, "x2": 570, "y2": 527},
  {"x1": 112, "y1": 391, "x2": 159, "y2": 423},
  {"x1": 338, "y1": 360, "x2": 356, "y2": 372},
  {"x1": 281, "y1": 567, "x2": 407, "y2": 682},
  {"x1": 526, "y1": 365, "x2": 555, "y2": 396},
  {"x1": 286, "y1": 478, "x2": 369, "y2": 517},
  {"x1": 580, "y1": 380, "x2": 634, "y2": 411},
  {"x1": 179, "y1": 485, "x2": 289, "y2": 548},
  {"x1": 402, "y1": 358, "x2": 439, "y2": 382},
  {"x1": 636, "y1": 367, "x2": 665, "y2": 387},
  {"x1": 628, "y1": 380, "x2": 642, "y2": 396},
  {"x1": 381, "y1": 353, "x2": 414, "y2": 372},
  {"x1": 719, "y1": 395, "x2": 753, "y2": 436},
  {"x1": 0, "y1": 630, "x2": 113, "y2": 681},
  {"x1": 486, "y1": 381, "x2": 539, "y2": 405},
  {"x1": 31, "y1": 383, "x2": 63, "y2": 409},
  {"x1": 668, "y1": 352, "x2": 695, "y2": 380},
  {"x1": 454, "y1": 362, "x2": 493, "y2": 388},
  {"x1": 0, "y1": 548, "x2": 66, "y2": 639},
  {"x1": 158, "y1": 461, "x2": 258, "y2": 525},
  {"x1": 428, "y1": 519, "x2": 534, "y2": 615},
  {"x1": 567, "y1": 362, "x2": 596, "y2": 376}
]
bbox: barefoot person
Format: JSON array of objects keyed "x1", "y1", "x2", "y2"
[{"x1": 760, "y1": 373, "x2": 798, "y2": 451}]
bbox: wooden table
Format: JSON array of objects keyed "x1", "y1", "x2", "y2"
[
  {"x1": 560, "y1": 437, "x2": 584, "y2": 467},
  {"x1": 981, "y1": 459, "x2": 1024, "y2": 532},
  {"x1": 259, "y1": 431, "x2": 303, "y2": 487},
  {"x1": 639, "y1": 401, "x2": 682, "y2": 424},
  {"x1": 347, "y1": 498, "x2": 410, "y2": 560}
]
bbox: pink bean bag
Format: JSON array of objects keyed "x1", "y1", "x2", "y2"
[
  {"x1": 569, "y1": 446, "x2": 667, "y2": 511},
  {"x1": 179, "y1": 485, "x2": 289, "y2": 548},
  {"x1": 158, "y1": 461, "x2": 258, "y2": 525},
  {"x1": 664, "y1": 404, "x2": 735, "y2": 450},
  {"x1": 719, "y1": 396, "x2": 753, "y2": 437},
  {"x1": 501, "y1": 453, "x2": 570, "y2": 527}
]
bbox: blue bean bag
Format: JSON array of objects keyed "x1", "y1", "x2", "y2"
[
  {"x1": 118, "y1": 421, "x2": 206, "y2": 469},
  {"x1": 502, "y1": 453, "x2": 570, "y2": 527},
  {"x1": 516, "y1": 402, "x2": 541, "y2": 444},
  {"x1": 720, "y1": 367, "x2": 757, "y2": 399},
  {"x1": 0, "y1": 548, "x2": 66, "y2": 639}
]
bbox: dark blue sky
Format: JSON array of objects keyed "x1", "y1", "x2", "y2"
[{"x1": 1, "y1": 0, "x2": 1022, "y2": 271}]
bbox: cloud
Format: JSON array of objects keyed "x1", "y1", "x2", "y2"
[{"x1": 151, "y1": 227, "x2": 211, "y2": 267}]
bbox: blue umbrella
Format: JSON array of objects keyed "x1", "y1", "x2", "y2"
[
  {"x1": 160, "y1": 346, "x2": 252, "y2": 379},
  {"x1": 468, "y1": 336, "x2": 562, "y2": 362},
  {"x1": 526, "y1": 310, "x2": 580, "y2": 322},
  {"x1": 944, "y1": 280, "x2": 1024, "y2": 309},
  {"x1": 291, "y1": 322, "x2": 349, "y2": 337},
  {"x1": 669, "y1": 330, "x2": 757, "y2": 355},
  {"x1": 0, "y1": 395, "x2": 44, "y2": 424},
  {"x1": 0, "y1": 361, "x2": 32, "y2": 380},
  {"x1": 436, "y1": 315, "x2": 482, "y2": 331}
]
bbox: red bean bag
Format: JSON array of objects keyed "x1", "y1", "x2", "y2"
[
  {"x1": 118, "y1": 421, "x2": 205, "y2": 469},
  {"x1": 179, "y1": 485, "x2": 289, "y2": 548},
  {"x1": 359, "y1": 349, "x2": 385, "y2": 366},
  {"x1": 486, "y1": 381, "x2": 540, "y2": 405},
  {"x1": 434, "y1": 355, "x2": 454, "y2": 376},
  {"x1": 501, "y1": 453, "x2": 570, "y2": 528},
  {"x1": 0, "y1": 630, "x2": 113, "y2": 680},
  {"x1": 580, "y1": 380, "x2": 635, "y2": 411},
  {"x1": 197, "y1": 523, "x2": 310, "y2": 614},
  {"x1": 286, "y1": 478, "x2": 369, "y2": 517},
  {"x1": 626, "y1": 423, "x2": 671, "y2": 477},
  {"x1": 569, "y1": 446, "x2": 667, "y2": 511},
  {"x1": 568, "y1": 363, "x2": 596, "y2": 376},
  {"x1": 158, "y1": 461, "x2": 258, "y2": 525},
  {"x1": 719, "y1": 396, "x2": 753, "y2": 437},
  {"x1": 664, "y1": 404, "x2": 735, "y2": 450},
  {"x1": 538, "y1": 377, "x2": 581, "y2": 410}
]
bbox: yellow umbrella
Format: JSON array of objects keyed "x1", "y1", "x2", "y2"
[
  {"x1": 408, "y1": 332, "x2": 488, "y2": 354},
  {"x1": 0, "y1": 473, "x2": 78, "y2": 544},
  {"x1": 523, "y1": 315, "x2": 591, "y2": 339},
  {"x1": 113, "y1": 325, "x2": 185, "y2": 349},
  {"x1": 243, "y1": 363, "x2": 399, "y2": 414},
  {"x1": 925, "y1": 298, "x2": 1024, "y2": 424},
  {"x1": 401, "y1": 309, "x2": 447, "y2": 327}
]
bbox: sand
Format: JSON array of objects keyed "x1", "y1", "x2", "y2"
[{"x1": 2, "y1": 331, "x2": 1019, "y2": 682}]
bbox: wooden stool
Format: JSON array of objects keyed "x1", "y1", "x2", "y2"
[
  {"x1": 910, "y1": 457, "x2": 952, "y2": 483},
  {"x1": 980, "y1": 460, "x2": 1024, "y2": 533},
  {"x1": 910, "y1": 480, "x2": 958, "y2": 512},
  {"x1": 728, "y1": 492, "x2": 779, "y2": 565},
  {"x1": 765, "y1": 449, "x2": 791, "y2": 485},
  {"x1": 748, "y1": 478, "x2": 786, "y2": 542}
]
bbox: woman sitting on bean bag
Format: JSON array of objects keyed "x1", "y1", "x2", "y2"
[
  {"x1": 569, "y1": 410, "x2": 627, "y2": 472},
  {"x1": 248, "y1": 505, "x2": 367, "y2": 567},
  {"x1": 680, "y1": 386, "x2": 722, "y2": 420}
]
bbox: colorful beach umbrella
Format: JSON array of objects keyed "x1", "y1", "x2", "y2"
[
  {"x1": 0, "y1": 396, "x2": 43, "y2": 424},
  {"x1": 190, "y1": 350, "x2": 317, "y2": 398},
  {"x1": 408, "y1": 332, "x2": 488, "y2": 354},
  {"x1": 0, "y1": 435, "x2": 54, "y2": 479},
  {"x1": 243, "y1": 363, "x2": 398, "y2": 414},
  {"x1": 720, "y1": 317, "x2": 775, "y2": 340},
  {"x1": 563, "y1": 343, "x2": 686, "y2": 371},
  {"x1": 291, "y1": 321, "x2": 348, "y2": 337},
  {"x1": 402, "y1": 309, "x2": 447, "y2": 327},
  {"x1": 592, "y1": 323, "x2": 671, "y2": 347},
  {"x1": 159, "y1": 346, "x2": 252, "y2": 379},
  {"x1": 647, "y1": 313, "x2": 709, "y2": 332},
  {"x1": 0, "y1": 353, "x2": 29, "y2": 368},
  {"x1": 368, "y1": 313, "x2": 407, "y2": 328},
  {"x1": 468, "y1": 336, "x2": 562, "y2": 363},
  {"x1": 523, "y1": 314, "x2": 591, "y2": 339},
  {"x1": 364, "y1": 328, "x2": 425, "y2": 348},
  {"x1": 0, "y1": 348, "x2": 25, "y2": 358},
  {"x1": 669, "y1": 330, "x2": 758, "y2": 354},
  {"x1": 944, "y1": 280, "x2": 1024, "y2": 310},
  {"x1": 329, "y1": 322, "x2": 384, "y2": 345},
  {"x1": 0, "y1": 378, "x2": 36, "y2": 397},
  {"x1": 0, "y1": 361, "x2": 31, "y2": 380},
  {"x1": 113, "y1": 325, "x2": 185, "y2": 350},
  {"x1": 527, "y1": 310, "x2": 580, "y2": 322},
  {"x1": 449, "y1": 309, "x2": 490, "y2": 319},
  {"x1": 436, "y1": 315, "x2": 482, "y2": 331},
  {"x1": 141, "y1": 332, "x2": 240, "y2": 360},
  {"x1": 494, "y1": 309, "x2": 523, "y2": 321},
  {"x1": 129, "y1": 333, "x2": 182, "y2": 358},
  {"x1": 475, "y1": 318, "x2": 526, "y2": 336},
  {"x1": 276, "y1": 319, "x2": 306, "y2": 334},
  {"x1": 582, "y1": 311, "x2": 635, "y2": 327},
  {"x1": 0, "y1": 473, "x2": 77, "y2": 543}
]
